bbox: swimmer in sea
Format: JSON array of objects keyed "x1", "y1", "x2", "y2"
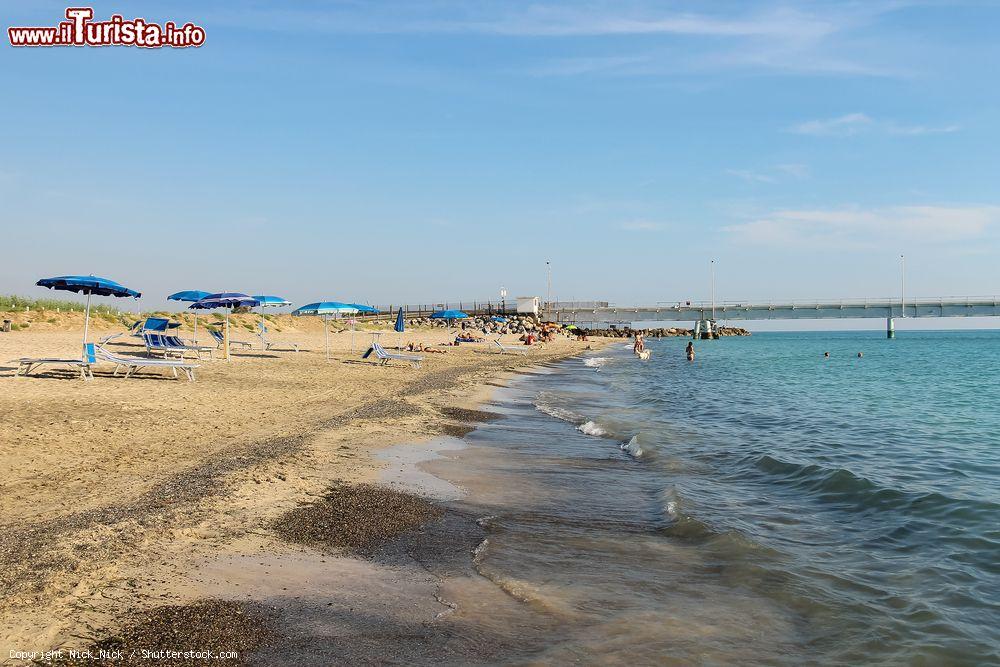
[
  {"x1": 633, "y1": 332, "x2": 644, "y2": 355},
  {"x1": 686, "y1": 341, "x2": 695, "y2": 361},
  {"x1": 824, "y1": 352, "x2": 830, "y2": 358}
]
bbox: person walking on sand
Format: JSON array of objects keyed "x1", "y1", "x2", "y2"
[{"x1": 686, "y1": 341, "x2": 695, "y2": 361}]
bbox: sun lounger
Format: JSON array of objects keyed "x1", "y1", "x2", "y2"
[
  {"x1": 143, "y1": 333, "x2": 213, "y2": 359},
  {"x1": 494, "y1": 338, "x2": 528, "y2": 355},
  {"x1": 256, "y1": 324, "x2": 300, "y2": 352},
  {"x1": 15, "y1": 344, "x2": 96, "y2": 380},
  {"x1": 130, "y1": 317, "x2": 180, "y2": 338},
  {"x1": 209, "y1": 329, "x2": 253, "y2": 350},
  {"x1": 362, "y1": 341, "x2": 423, "y2": 368},
  {"x1": 95, "y1": 345, "x2": 198, "y2": 381}
]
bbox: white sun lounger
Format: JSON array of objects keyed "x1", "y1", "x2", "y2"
[
  {"x1": 16, "y1": 353, "x2": 95, "y2": 380},
  {"x1": 494, "y1": 338, "x2": 528, "y2": 355},
  {"x1": 363, "y1": 341, "x2": 423, "y2": 368},
  {"x1": 256, "y1": 324, "x2": 300, "y2": 352},
  {"x1": 96, "y1": 345, "x2": 199, "y2": 381},
  {"x1": 209, "y1": 329, "x2": 253, "y2": 350}
]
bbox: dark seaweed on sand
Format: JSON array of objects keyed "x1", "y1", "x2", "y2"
[
  {"x1": 42, "y1": 601, "x2": 276, "y2": 666},
  {"x1": 273, "y1": 483, "x2": 443, "y2": 556}
]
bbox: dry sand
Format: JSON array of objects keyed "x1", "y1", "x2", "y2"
[{"x1": 0, "y1": 315, "x2": 607, "y2": 663}]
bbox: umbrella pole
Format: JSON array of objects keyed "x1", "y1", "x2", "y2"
[
  {"x1": 261, "y1": 308, "x2": 266, "y2": 351},
  {"x1": 351, "y1": 319, "x2": 355, "y2": 355},
  {"x1": 225, "y1": 310, "x2": 231, "y2": 361},
  {"x1": 82, "y1": 290, "x2": 92, "y2": 358},
  {"x1": 325, "y1": 315, "x2": 330, "y2": 361},
  {"x1": 194, "y1": 313, "x2": 198, "y2": 343}
]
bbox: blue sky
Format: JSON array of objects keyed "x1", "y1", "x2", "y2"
[{"x1": 2, "y1": 0, "x2": 999, "y2": 322}]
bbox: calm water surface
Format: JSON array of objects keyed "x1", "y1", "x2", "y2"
[{"x1": 443, "y1": 331, "x2": 1000, "y2": 665}]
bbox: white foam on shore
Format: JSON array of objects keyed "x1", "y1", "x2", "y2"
[
  {"x1": 376, "y1": 437, "x2": 467, "y2": 501},
  {"x1": 577, "y1": 420, "x2": 607, "y2": 437},
  {"x1": 584, "y1": 356, "x2": 612, "y2": 368},
  {"x1": 535, "y1": 400, "x2": 584, "y2": 424}
]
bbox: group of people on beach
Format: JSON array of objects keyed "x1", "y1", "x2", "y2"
[{"x1": 633, "y1": 332, "x2": 696, "y2": 361}]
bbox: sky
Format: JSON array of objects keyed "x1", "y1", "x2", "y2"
[{"x1": 2, "y1": 0, "x2": 999, "y2": 328}]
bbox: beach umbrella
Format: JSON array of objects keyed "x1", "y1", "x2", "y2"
[
  {"x1": 394, "y1": 307, "x2": 405, "y2": 349},
  {"x1": 167, "y1": 290, "x2": 211, "y2": 341},
  {"x1": 347, "y1": 303, "x2": 379, "y2": 314},
  {"x1": 491, "y1": 316, "x2": 509, "y2": 323},
  {"x1": 189, "y1": 293, "x2": 260, "y2": 361},
  {"x1": 431, "y1": 309, "x2": 468, "y2": 328},
  {"x1": 252, "y1": 295, "x2": 292, "y2": 350},
  {"x1": 430, "y1": 309, "x2": 468, "y2": 320},
  {"x1": 37, "y1": 275, "x2": 141, "y2": 356},
  {"x1": 292, "y1": 301, "x2": 358, "y2": 360}
]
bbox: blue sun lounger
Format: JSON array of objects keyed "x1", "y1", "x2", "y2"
[
  {"x1": 362, "y1": 341, "x2": 423, "y2": 368},
  {"x1": 143, "y1": 333, "x2": 214, "y2": 359}
]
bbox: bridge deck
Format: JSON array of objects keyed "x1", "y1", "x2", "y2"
[{"x1": 543, "y1": 298, "x2": 1000, "y2": 324}]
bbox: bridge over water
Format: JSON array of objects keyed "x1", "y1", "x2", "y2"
[{"x1": 541, "y1": 297, "x2": 1000, "y2": 338}]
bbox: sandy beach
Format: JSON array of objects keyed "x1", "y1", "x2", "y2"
[{"x1": 0, "y1": 315, "x2": 606, "y2": 663}]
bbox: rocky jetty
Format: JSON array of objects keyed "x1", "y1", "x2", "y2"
[
  {"x1": 572, "y1": 325, "x2": 750, "y2": 338},
  {"x1": 397, "y1": 315, "x2": 749, "y2": 338}
]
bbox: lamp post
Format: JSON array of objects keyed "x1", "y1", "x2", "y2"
[
  {"x1": 500, "y1": 286, "x2": 507, "y2": 314},
  {"x1": 711, "y1": 259, "x2": 716, "y2": 321},
  {"x1": 900, "y1": 254, "x2": 906, "y2": 317},
  {"x1": 546, "y1": 261, "x2": 552, "y2": 307}
]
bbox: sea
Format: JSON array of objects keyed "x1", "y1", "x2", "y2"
[{"x1": 430, "y1": 331, "x2": 1000, "y2": 666}]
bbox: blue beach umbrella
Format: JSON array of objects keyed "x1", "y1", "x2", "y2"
[
  {"x1": 37, "y1": 275, "x2": 141, "y2": 355},
  {"x1": 347, "y1": 303, "x2": 379, "y2": 314},
  {"x1": 252, "y1": 295, "x2": 292, "y2": 350},
  {"x1": 394, "y1": 307, "x2": 405, "y2": 349},
  {"x1": 190, "y1": 293, "x2": 261, "y2": 360},
  {"x1": 292, "y1": 301, "x2": 358, "y2": 359},
  {"x1": 430, "y1": 309, "x2": 469, "y2": 321},
  {"x1": 167, "y1": 290, "x2": 211, "y2": 341}
]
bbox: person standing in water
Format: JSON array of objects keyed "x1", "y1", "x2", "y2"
[
  {"x1": 686, "y1": 341, "x2": 695, "y2": 361},
  {"x1": 633, "y1": 332, "x2": 645, "y2": 355}
]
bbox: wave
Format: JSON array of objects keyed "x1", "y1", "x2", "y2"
[
  {"x1": 752, "y1": 454, "x2": 1000, "y2": 520},
  {"x1": 583, "y1": 356, "x2": 612, "y2": 368},
  {"x1": 577, "y1": 420, "x2": 607, "y2": 437},
  {"x1": 621, "y1": 435, "x2": 644, "y2": 458},
  {"x1": 535, "y1": 400, "x2": 585, "y2": 424}
]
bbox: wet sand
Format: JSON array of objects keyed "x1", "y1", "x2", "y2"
[{"x1": 0, "y1": 316, "x2": 606, "y2": 663}]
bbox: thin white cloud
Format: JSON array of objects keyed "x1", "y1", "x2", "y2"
[
  {"x1": 726, "y1": 169, "x2": 776, "y2": 184},
  {"x1": 790, "y1": 113, "x2": 961, "y2": 137},
  {"x1": 210, "y1": 4, "x2": 840, "y2": 39},
  {"x1": 620, "y1": 220, "x2": 667, "y2": 232},
  {"x1": 886, "y1": 122, "x2": 961, "y2": 136},
  {"x1": 775, "y1": 163, "x2": 810, "y2": 179},
  {"x1": 789, "y1": 112, "x2": 873, "y2": 136},
  {"x1": 207, "y1": 2, "x2": 910, "y2": 78},
  {"x1": 725, "y1": 205, "x2": 1000, "y2": 248},
  {"x1": 727, "y1": 164, "x2": 810, "y2": 184}
]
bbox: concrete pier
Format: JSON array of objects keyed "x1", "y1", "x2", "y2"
[{"x1": 887, "y1": 317, "x2": 895, "y2": 339}]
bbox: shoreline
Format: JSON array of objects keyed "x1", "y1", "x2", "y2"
[{"x1": 1, "y1": 327, "x2": 614, "y2": 662}]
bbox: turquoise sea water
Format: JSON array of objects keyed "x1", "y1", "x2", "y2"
[{"x1": 451, "y1": 331, "x2": 1000, "y2": 665}]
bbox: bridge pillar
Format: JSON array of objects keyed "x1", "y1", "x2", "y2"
[
  {"x1": 887, "y1": 317, "x2": 895, "y2": 339},
  {"x1": 695, "y1": 319, "x2": 718, "y2": 339}
]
